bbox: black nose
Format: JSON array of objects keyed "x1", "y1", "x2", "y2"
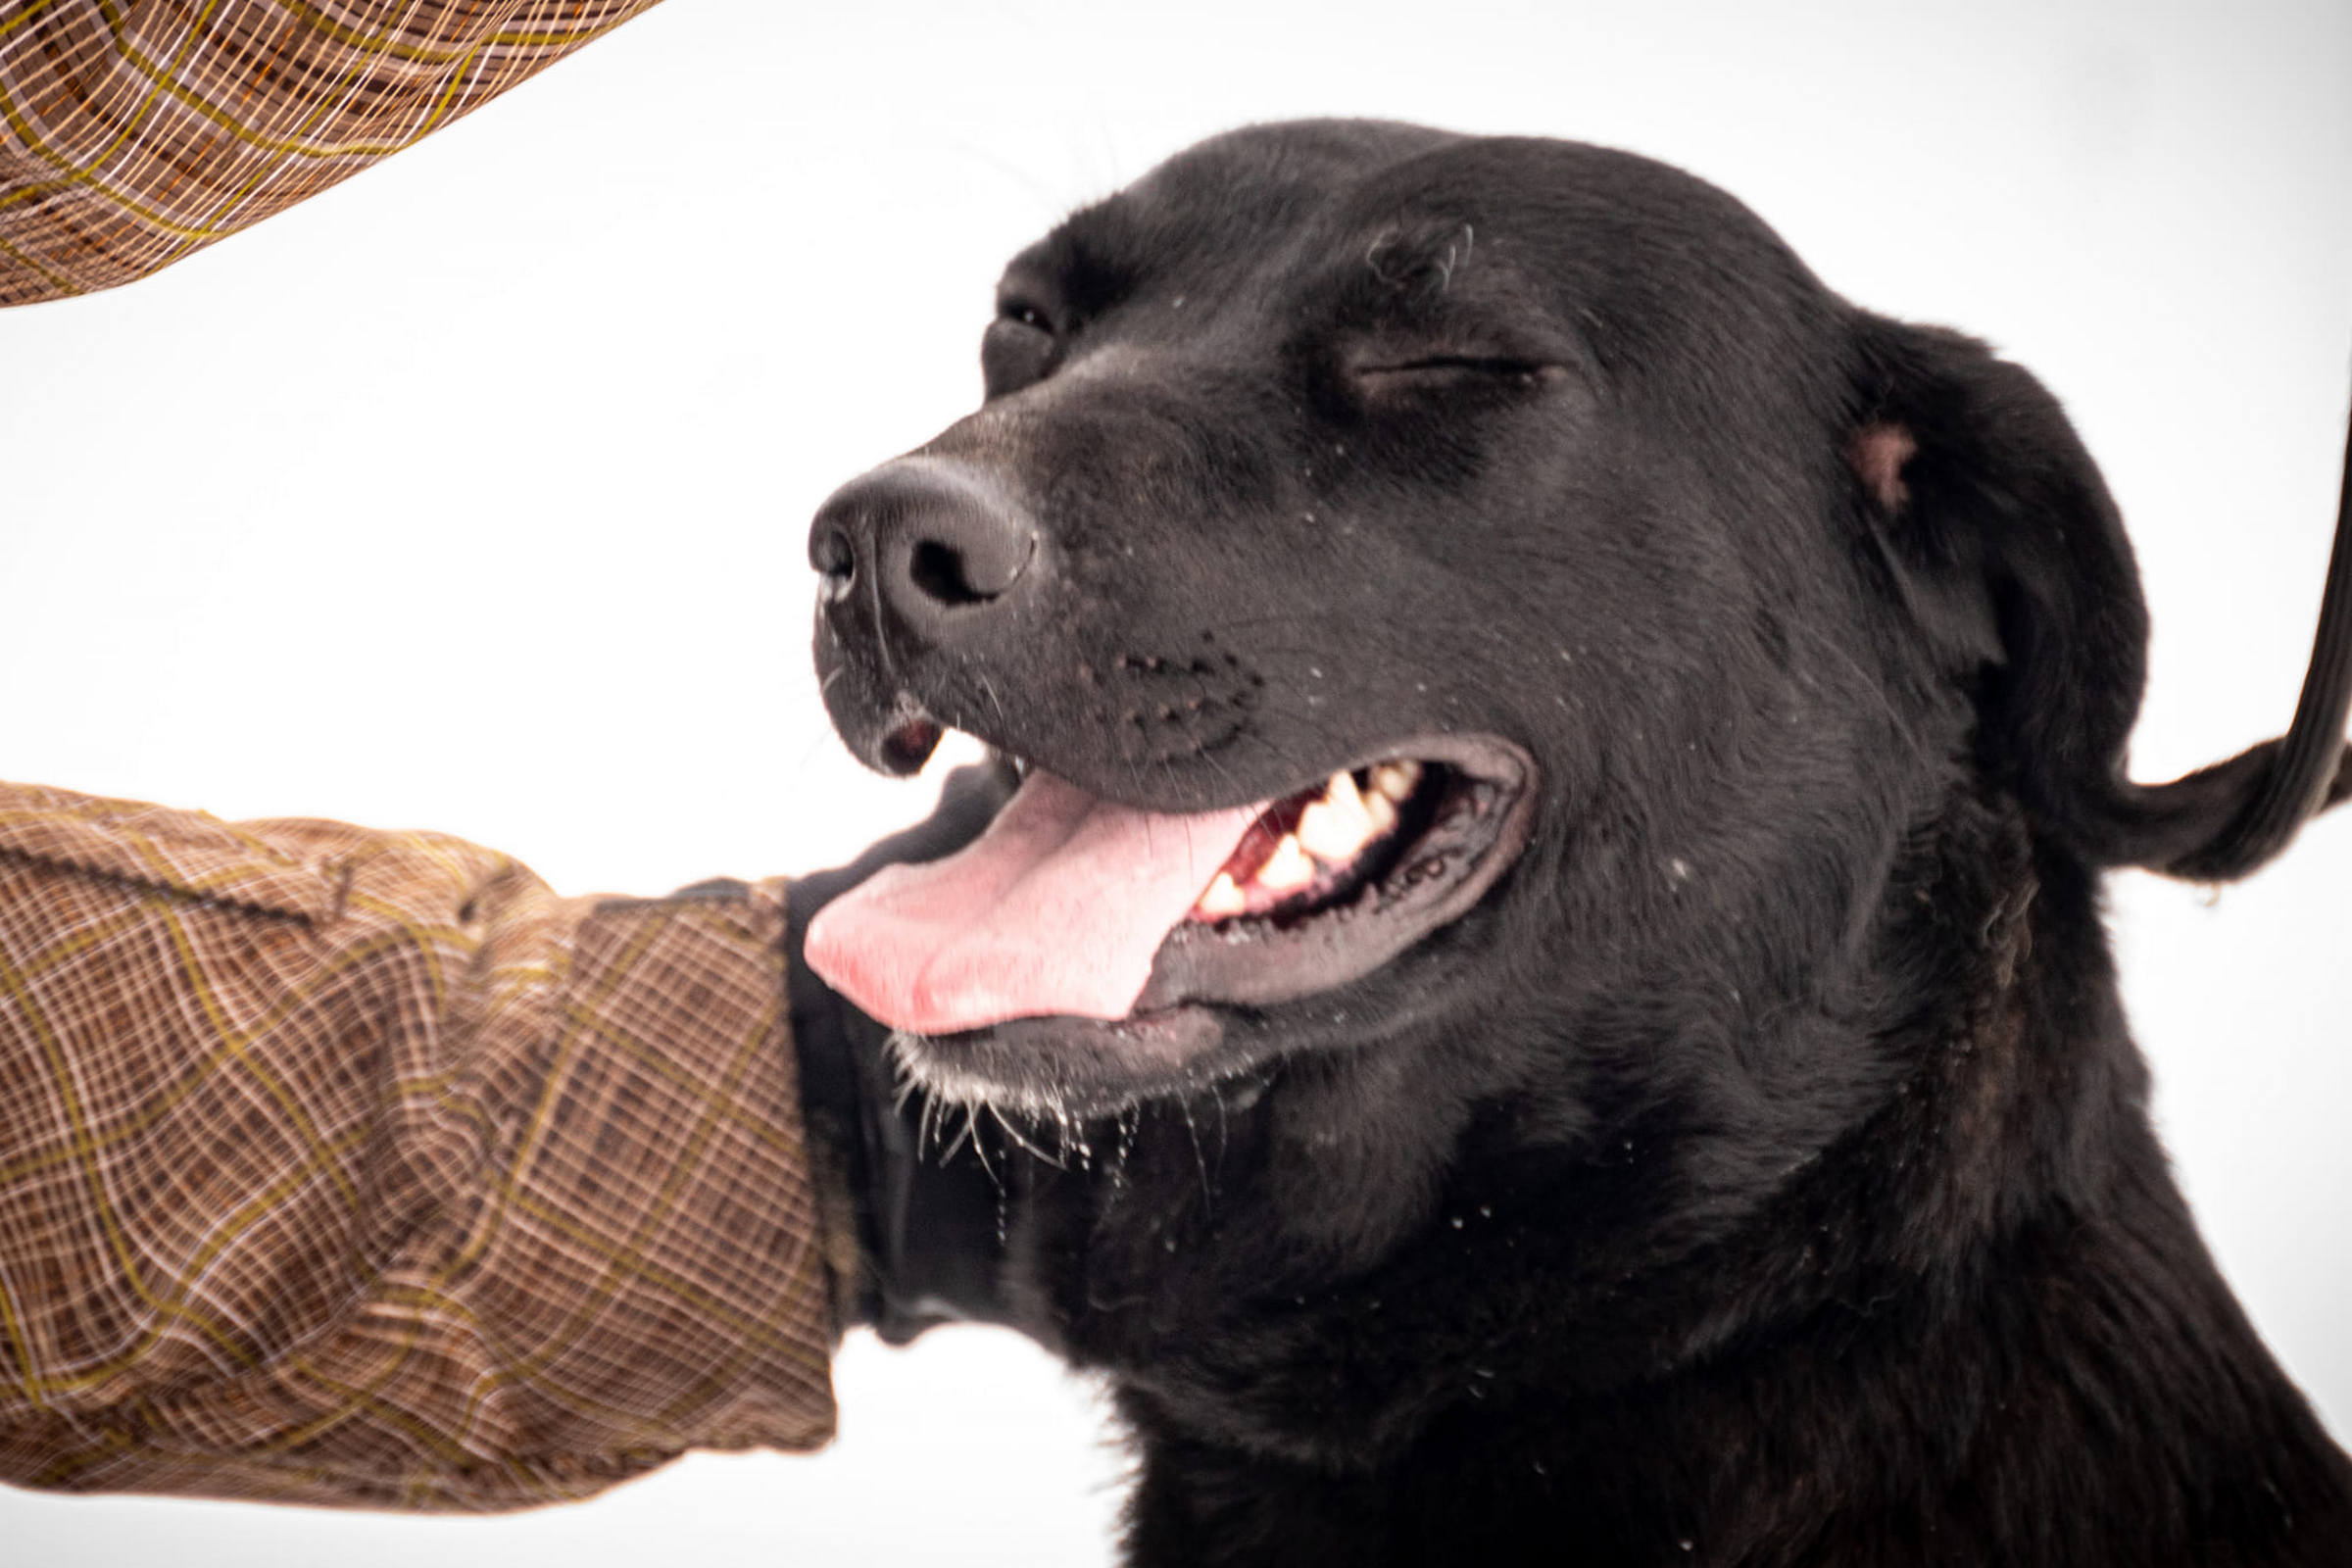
[{"x1": 808, "y1": 458, "x2": 1038, "y2": 639}]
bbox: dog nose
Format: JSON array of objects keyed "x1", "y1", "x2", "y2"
[{"x1": 808, "y1": 458, "x2": 1038, "y2": 637}]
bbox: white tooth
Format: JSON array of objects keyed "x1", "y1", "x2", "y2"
[
  {"x1": 1296, "y1": 772, "x2": 1377, "y2": 862},
  {"x1": 1370, "y1": 760, "x2": 1423, "y2": 802},
  {"x1": 1364, "y1": 788, "x2": 1396, "y2": 836},
  {"x1": 1194, "y1": 871, "x2": 1248, "y2": 918},
  {"x1": 1255, "y1": 835, "x2": 1317, "y2": 892}
]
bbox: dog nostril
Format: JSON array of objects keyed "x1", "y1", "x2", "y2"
[
  {"x1": 909, "y1": 539, "x2": 989, "y2": 607},
  {"x1": 904, "y1": 513, "x2": 1035, "y2": 610}
]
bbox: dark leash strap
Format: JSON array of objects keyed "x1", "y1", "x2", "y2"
[{"x1": 2155, "y1": 393, "x2": 2352, "y2": 882}]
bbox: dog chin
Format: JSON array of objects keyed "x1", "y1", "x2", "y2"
[{"x1": 884, "y1": 1006, "x2": 1237, "y2": 1120}]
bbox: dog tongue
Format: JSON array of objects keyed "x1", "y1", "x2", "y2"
[{"x1": 804, "y1": 771, "x2": 1267, "y2": 1035}]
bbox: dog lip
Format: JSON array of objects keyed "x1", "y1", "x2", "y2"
[
  {"x1": 837, "y1": 688, "x2": 946, "y2": 777},
  {"x1": 883, "y1": 1007, "x2": 1226, "y2": 1120},
  {"x1": 880, "y1": 712, "x2": 946, "y2": 775}
]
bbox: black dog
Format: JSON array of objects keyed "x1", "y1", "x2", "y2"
[{"x1": 796, "y1": 121, "x2": 2352, "y2": 1565}]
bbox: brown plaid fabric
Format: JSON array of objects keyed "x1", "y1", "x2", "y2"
[
  {"x1": 0, "y1": 779, "x2": 841, "y2": 1508},
  {"x1": 0, "y1": 0, "x2": 666, "y2": 307}
]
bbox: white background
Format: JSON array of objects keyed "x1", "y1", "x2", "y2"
[{"x1": 3, "y1": 1, "x2": 2348, "y2": 1561}]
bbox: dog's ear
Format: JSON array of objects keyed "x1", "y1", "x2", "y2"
[{"x1": 1846, "y1": 314, "x2": 2351, "y2": 881}]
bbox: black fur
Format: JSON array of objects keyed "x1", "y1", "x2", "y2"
[{"x1": 805, "y1": 122, "x2": 2352, "y2": 1565}]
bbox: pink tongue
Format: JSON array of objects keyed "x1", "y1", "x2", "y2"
[{"x1": 804, "y1": 771, "x2": 1268, "y2": 1035}]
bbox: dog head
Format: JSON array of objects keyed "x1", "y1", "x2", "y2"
[{"x1": 801, "y1": 121, "x2": 2340, "y2": 1169}]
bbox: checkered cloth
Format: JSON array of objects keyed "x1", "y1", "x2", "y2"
[
  {"x1": 0, "y1": 779, "x2": 841, "y2": 1508},
  {"x1": 0, "y1": 0, "x2": 665, "y2": 306}
]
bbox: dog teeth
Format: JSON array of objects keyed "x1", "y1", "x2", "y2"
[
  {"x1": 1256, "y1": 834, "x2": 1317, "y2": 892},
  {"x1": 1369, "y1": 760, "x2": 1422, "y2": 803},
  {"x1": 1296, "y1": 770, "x2": 1380, "y2": 862},
  {"x1": 1189, "y1": 760, "x2": 1421, "y2": 922},
  {"x1": 1194, "y1": 870, "x2": 1248, "y2": 918}
]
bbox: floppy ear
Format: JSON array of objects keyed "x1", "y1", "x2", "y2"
[{"x1": 1846, "y1": 314, "x2": 2352, "y2": 881}]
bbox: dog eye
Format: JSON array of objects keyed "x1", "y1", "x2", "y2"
[
  {"x1": 1349, "y1": 356, "x2": 1556, "y2": 396},
  {"x1": 982, "y1": 306, "x2": 1057, "y2": 398}
]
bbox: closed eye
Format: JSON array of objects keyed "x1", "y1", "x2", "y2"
[{"x1": 1351, "y1": 355, "x2": 1556, "y2": 388}]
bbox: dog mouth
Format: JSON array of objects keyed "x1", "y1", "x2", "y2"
[{"x1": 804, "y1": 731, "x2": 1536, "y2": 1098}]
